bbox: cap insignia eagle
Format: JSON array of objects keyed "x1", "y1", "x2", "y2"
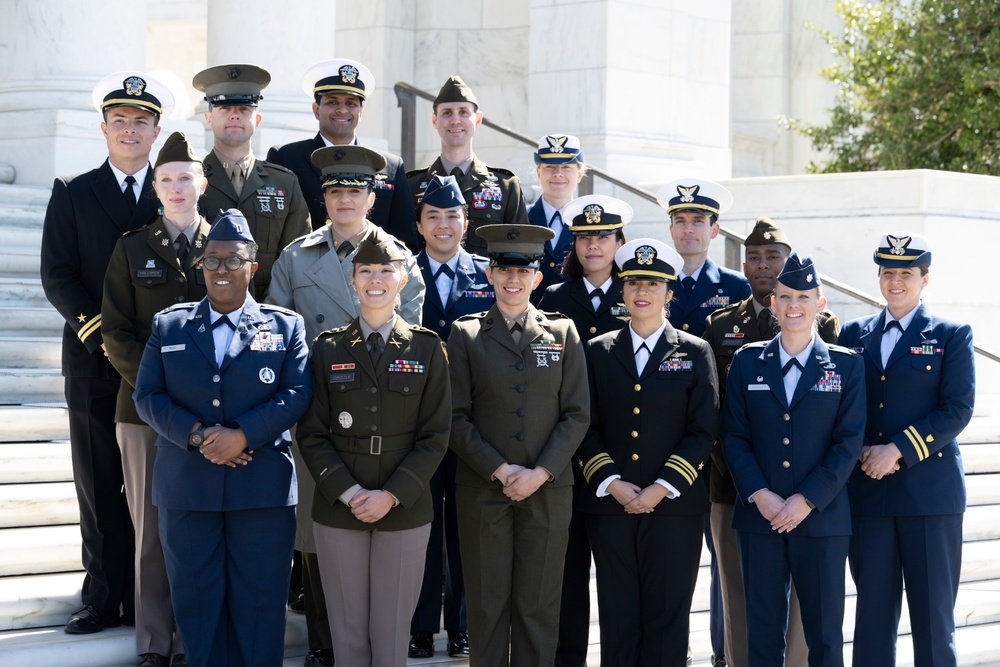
[
  {"x1": 635, "y1": 245, "x2": 656, "y2": 266},
  {"x1": 887, "y1": 235, "x2": 911, "y2": 256},
  {"x1": 123, "y1": 76, "x2": 146, "y2": 97},
  {"x1": 583, "y1": 204, "x2": 603, "y2": 225},
  {"x1": 339, "y1": 65, "x2": 359, "y2": 84},
  {"x1": 546, "y1": 135, "x2": 568, "y2": 154},
  {"x1": 676, "y1": 185, "x2": 699, "y2": 203}
]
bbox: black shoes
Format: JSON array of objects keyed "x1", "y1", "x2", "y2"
[
  {"x1": 136, "y1": 654, "x2": 169, "y2": 667},
  {"x1": 304, "y1": 648, "x2": 334, "y2": 666},
  {"x1": 408, "y1": 632, "x2": 435, "y2": 658},
  {"x1": 711, "y1": 654, "x2": 728, "y2": 667},
  {"x1": 447, "y1": 631, "x2": 470, "y2": 657},
  {"x1": 170, "y1": 655, "x2": 187, "y2": 667},
  {"x1": 64, "y1": 605, "x2": 121, "y2": 634}
]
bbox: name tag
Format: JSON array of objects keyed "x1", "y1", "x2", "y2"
[
  {"x1": 136, "y1": 269, "x2": 163, "y2": 278},
  {"x1": 748, "y1": 383, "x2": 769, "y2": 391},
  {"x1": 161, "y1": 344, "x2": 185, "y2": 353},
  {"x1": 330, "y1": 372, "x2": 355, "y2": 383}
]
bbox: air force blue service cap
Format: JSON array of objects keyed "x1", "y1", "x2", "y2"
[
  {"x1": 534, "y1": 134, "x2": 585, "y2": 165},
  {"x1": 777, "y1": 252, "x2": 821, "y2": 291},
  {"x1": 92, "y1": 71, "x2": 175, "y2": 118},
  {"x1": 302, "y1": 58, "x2": 374, "y2": 101},
  {"x1": 873, "y1": 233, "x2": 932, "y2": 268},
  {"x1": 207, "y1": 209, "x2": 255, "y2": 243},
  {"x1": 420, "y1": 174, "x2": 464, "y2": 209},
  {"x1": 563, "y1": 195, "x2": 632, "y2": 237},
  {"x1": 616, "y1": 239, "x2": 683, "y2": 284},
  {"x1": 657, "y1": 178, "x2": 734, "y2": 217}
]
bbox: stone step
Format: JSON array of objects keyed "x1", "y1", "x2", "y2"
[
  {"x1": 0, "y1": 369, "x2": 64, "y2": 405},
  {"x1": 0, "y1": 222, "x2": 43, "y2": 250},
  {"x1": 964, "y1": 442, "x2": 1000, "y2": 474},
  {"x1": 0, "y1": 482, "x2": 78, "y2": 528},
  {"x1": 0, "y1": 183, "x2": 51, "y2": 210},
  {"x1": 0, "y1": 250, "x2": 40, "y2": 276},
  {"x1": 0, "y1": 525, "x2": 81, "y2": 576},
  {"x1": 0, "y1": 277, "x2": 49, "y2": 308},
  {"x1": 0, "y1": 572, "x2": 81, "y2": 631},
  {"x1": 0, "y1": 441, "x2": 73, "y2": 484},
  {"x1": 960, "y1": 417, "x2": 1000, "y2": 446},
  {"x1": 0, "y1": 337, "x2": 61, "y2": 368},
  {"x1": 0, "y1": 405, "x2": 69, "y2": 443},
  {"x1": 0, "y1": 306, "x2": 63, "y2": 336},
  {"x1": 967, "y1": 473, "x2": 1000, "y2": 506}
]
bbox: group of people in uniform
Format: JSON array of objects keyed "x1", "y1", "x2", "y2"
[{"x1": 39, "y1": 53, "x2": 976, "y2": 667}]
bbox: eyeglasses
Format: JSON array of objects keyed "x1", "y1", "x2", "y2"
[{"x1": 201, "y1": 255, "x2": 253, "y2": 271}]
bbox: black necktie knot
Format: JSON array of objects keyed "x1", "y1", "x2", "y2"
[
  {"x1": 884, "y1": 320, "x2": 902, "y2": 333},
  {"x1": 435, "y1": 264, "x2": 455, "y2": 279},
  {"x1": 367, "y1": 332, "x2": 384, "y2": 359},
  {"x1": 681, "y1": 276, "x2": 696, "y2": 298},
  {"x1": 176, "y1": 234, "x2": 191, "y2": 264},
  {"x1": 212, "y1": 315, "x2": 236, "y2": 330},
  {"x1": 450, "y1": 166, "x2": 464, "y2": 180},
  {"x1": 782, "y1": 358, "x2": 803, "y2": 376},
  {"x1": 757, "y1": 308, "x2": 774, "y2": 338}
]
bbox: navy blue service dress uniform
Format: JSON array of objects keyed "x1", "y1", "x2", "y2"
[
  {"x1": 528, "y1": 196, "x2": 573, "y2": 302},
  {"x1": 577, "y1": 238, "x2": 718, "y2": 667},
  {"x1": 267, "y1": 58, "x2": 418, "y2": 249},
  {"x1": 133, "y1": 212, "x2": 312, "y2": 667},
  {"x1": 40, "y1": 70, "x2": 175, "y2": 633},
  {"x1": 722, "y1": 254, "x2": 865, "y2": 667},
  {"x1": 838, "y1": 234, "x2": 975, "y2": 667},
  {"x1": 669, "y1": 255, "x2": 750, "y2": 337}
]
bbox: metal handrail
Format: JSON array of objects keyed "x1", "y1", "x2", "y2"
[{"x1": 393, "y1": 81, "x2": 1000, "y2": 365}]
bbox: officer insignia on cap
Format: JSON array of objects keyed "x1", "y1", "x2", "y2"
[
  {"x1": 677, "y1": 185, "x2": 698, "y2": 203},
  {"x1": 547, "y1": 135, "x2": 568, "y2": 154},
  {"x1": 636, "y1": 245, "x2": 656, "y2": 266},
  {"x1": 507, "y1": 229, "x2": 520, "y2": 240},
  {"x1": 888, "y1": 235, "x2": 911, "y2": 256},
  {"x1": 584, "y1": 204, "x2": 603, "y2": 225},
  {"x1": 339, "y1": 65, "x2": 359, "y2": 84},
  {"x1": 124, "y1": 76, "x2": 146, "y2": 97},
  {"x1": 334, "y1": 149, "x2": 346, "y2": 160},
  {"x1": 228, "y1": 67, "x2": 241, "y2": 79},
  {"x1": 764, "y1": 231, "x2": 772, "y2": 240},
  {"x1": 806, "y1": 274, "x2": 814, "y2": 283}
]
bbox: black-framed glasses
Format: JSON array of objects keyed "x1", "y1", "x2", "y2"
[{"x1": 201, "y1": 255, "x2": 252, "y2": 271}]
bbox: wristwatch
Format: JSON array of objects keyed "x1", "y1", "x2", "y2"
[{"x1": 188, "y1": 425, "x2": 207, "y2": 448}]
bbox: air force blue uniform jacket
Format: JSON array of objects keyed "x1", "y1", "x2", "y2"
[
  {"x1": 134, "y1": 296, "x2": 312, "y2": 511},
  {"x1": 527, "y1": 198, "x2": 573, "y2": 303},
  {"x1": 416, "y1": 249, "x2": 494, "y2": 340}
]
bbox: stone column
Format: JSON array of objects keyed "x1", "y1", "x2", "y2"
[
  {"x1": 0, "y1": 0, "x2": 149, "y2": 185},
  {"x1": 203, "y1": 0, "x2": 331, "y2": 154},
  {"x1": 528, "y1": 0, "x2": 733, "y2": 217}
]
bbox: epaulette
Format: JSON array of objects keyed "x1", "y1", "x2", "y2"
[
  {"x1": 538, "y1": 310, "x2": 570, "y2": 321},
  {"x1": 486, "y1": 166, "x2": 517, "y2": 179},
  {"x1": 260, "y1": 303, "x2": 299, "y2": 317},
  {"x1": 121, "y1": 225, "x2": 152, "y2": 238},
  {"x1": 260, "y1": 160, "x2": 296, "y2": 177},
  {"x1": 456, "y1": 312, "x2": 488, "y2": 322},
  {"x1": 406, "y1": 168, "x2": 428, "y2": 179},
  {"x1": 409, "y1": 325, "x2": 438, "y2": 337},
  {"x1": 828, "y1": 343, "x2": 860, "y2": 356},
  {"x1": 742, "y1": 340, "x2": 769, "y2": 350},
  {"x1": 162, "y1": 301, "x2": 199, "y2": 313}
]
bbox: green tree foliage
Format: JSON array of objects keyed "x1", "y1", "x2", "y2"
[{"x1": 781, "y1": 0, "x2": 1000, "y2": 174}]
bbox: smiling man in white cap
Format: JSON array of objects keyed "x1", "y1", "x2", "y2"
[
  {"x1": 268, "y1": 58, "x2": 419, "y2": 251},
  {"x1": 41, "y1": 70, "x2": 173, "y2": 638}
]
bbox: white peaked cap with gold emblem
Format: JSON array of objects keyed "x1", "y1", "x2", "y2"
[
  {"x1": 92, "y1": 71, "x2": 175, "y2": 118},
  {"x1": 657, "y1": 178, "x2": 733, "y2": 217},
  {"x1": 615, "y1": 239, "x2": 683, "y2": 283},
  {"x1": 562, "y1": 195, "x2": 632, "y2": 237},
  {"x1": 302, "y1": 58, "x2": 375, "y2": 101}
]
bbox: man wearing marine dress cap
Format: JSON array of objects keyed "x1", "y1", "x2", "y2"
[
  {"x1": 839, "y1": 233, "x2": 974, "y2": 667},
  {"x1": 133, "y1": 207, "x2": 312, "y2": 667},
  {"x1": 528, "y1": 134, "x2": 588, "y2": 303},
  {"x1": 41, "y1": 70, "x2": 175, "y2": 636},
  {"x1": 657, "y1": 178, "x2": 750, "y2": 337},
  {"x1": 722, "y1": 252, "x2": 864, "y2": 667},
  {"x1": 407, "y1": 76, "x2": 528, "y2": 256},
  {"x1": 702, "y1": 216, "x2": 839, "y2": 667},
  {"x1": 448, "y1": 222, "x2": 589, "y2": 666},
  {"x1": 268, "y1": 58, "x2": 419, "y2": 250},
  {"x1": 194, "y1": 63, "x2": 310, "y2": 299}
]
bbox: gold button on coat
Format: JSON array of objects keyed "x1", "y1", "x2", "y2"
[
  {"x1": 631, "y1": 454, "x2": 639, "y2": 461},
  {"x1": 633, "y1": 407, "x2": 640, "y2": 414},
  {"x1": 634, "y1": 384, "x2": 641, "y2": 391},
  {"x1": 631, "y1": 431, "x2": 638, "y2": 438}
]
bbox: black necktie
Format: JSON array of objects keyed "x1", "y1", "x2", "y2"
[
  {"x1": 757, "y1": 309, "x2": 774, "y2": 339},
  {"x1": 212, "y1": 315, "x2": 236, "y2": 330},
  {"x1": 590, "y1": 288, "x2": 603, "y2": 311},
  {"x1": 123, "y1": 175, "x2": 137, "y2": 212},
  {"x1": 367, "y1": 332, "x2": 384, "y2": 361},
  {"x1": 681, "y1": 276, "x2": 696, "y2": 300},
  {"x1": 884, "y1": 320, "x2": 902, "y2": 334},
  {"x1": 176, "y1": 234, "x2": 190, "y2": 266},
  {"x1": 435, "y1": 264, "x2": 455, "y2": 279},
  {"x1": 336, "y1": 240, "x2": 354, "y2": 259},
  {"x1": 450, "y1": 166, "x2": 464, "y2": 180},
  {"x1": 782, "y1": 358, "x2": 803, "y2": 376}
]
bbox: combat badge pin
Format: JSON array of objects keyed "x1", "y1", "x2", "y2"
[{"x1": 259, "y1": 367, "x2": 276, "y2": 384}]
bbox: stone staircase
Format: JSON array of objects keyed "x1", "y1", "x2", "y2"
[{"x1": 0, "y1": 182, "x2": 998, "y2": 666}]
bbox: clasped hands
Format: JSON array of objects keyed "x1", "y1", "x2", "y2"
[
  {"x1": 198, "y1": 425, "x2": 252, "y2": 467},
  {"x1": 494, "y1": 463, "x2": 550, "y2": 502},
  {"x1": 753, "y1": 490, "x2": 812, "y2": 534},
  {"x1": 608, "y1": 479, "x2": 667, "y2": 515},
  {"x1": 859, "y1": 443, "x2": 902, "y2": 480}
]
